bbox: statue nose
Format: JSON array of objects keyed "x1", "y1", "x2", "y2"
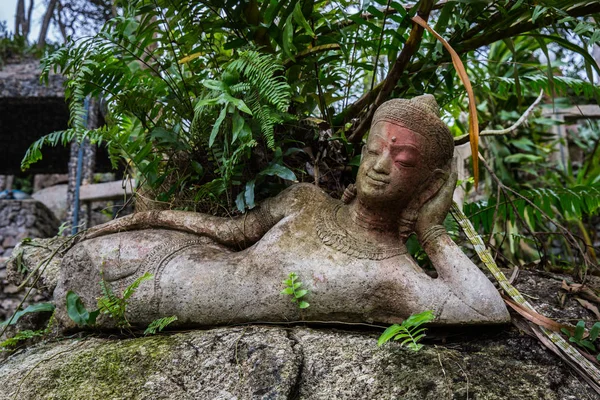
[{"x1": 372, "y1": 154, "x2": 391, "y2": 174}]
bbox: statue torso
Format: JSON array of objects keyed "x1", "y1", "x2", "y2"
[{"x1": 57, "y1": 190, "x2": 439, "y2": 327}]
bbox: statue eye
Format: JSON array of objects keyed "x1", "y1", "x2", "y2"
[
  {"x1": 395, "y1": 160, "x2": 416, "y2": 168},
  {"x1": 392, "y1": 146, "x2": 419, "y2": 167}
]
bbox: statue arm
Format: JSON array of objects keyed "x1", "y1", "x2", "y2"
[
  {"x1": 419, "y1": 232, "x2": 509, "y2": 323},
  {"x1": 413, "y1": 170, "x2": 508, "y2": 323},
  {"x1": 82, "y1": 183, "x2": 317, "y2": 248}
]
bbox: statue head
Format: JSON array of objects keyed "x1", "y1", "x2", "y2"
[{"x1": 355, "y1": 95, "x2": 454, "y2": 210}]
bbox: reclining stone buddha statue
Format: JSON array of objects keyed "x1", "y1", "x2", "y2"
[{"x1": 33, "y1": 94, "x2": 511, "y2": 329}]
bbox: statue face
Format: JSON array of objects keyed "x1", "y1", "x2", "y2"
[{"x1": 356, "y1": 121, "x2": 433, "y2": 209}]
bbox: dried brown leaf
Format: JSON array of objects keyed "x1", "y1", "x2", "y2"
[
  {"x1": 412, "y1": 15, "x2": 479, "y2": 188},
  {"x1": 575, "y1": 297, "x2": 600, "y2": 320}
]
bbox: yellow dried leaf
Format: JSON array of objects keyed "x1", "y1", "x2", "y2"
[{"x1": 412, "y1": 16, "x2": 480, "y2": 188}]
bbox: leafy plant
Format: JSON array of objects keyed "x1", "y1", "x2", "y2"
[
  {"x1": 0, "y1": 303, "x2": 55, "y2": 327},
  {"x1": 144, "y1": 315, "x2": 178, "y2": 336},
  {"x1": 0, "y1": 311, "x2": 56, "y2": 350},
  {"x1": 24, "y1": 0, "x2": 600, "y2": 216},
  {"x1": 66, "y1": 272, "x2": 178, "y2": 335},
  {"x1": 66, "y1": 291, "x2": 99, "y2": 327},
  {"x1": 378, "y1": 310, "x2": 435, "y2": 351},
  {"x1": 281, "y1": 272, "x2": 309, "y2": 310},
  {"x1": 561, "y1": 321, "x2": 600, "y2": 361},
  {"x1": 97, "y1": 272, "x2": 153, "y2": 329},
  {"x1": 0, "y1": 329, "x2": 45, "y2": 349}
]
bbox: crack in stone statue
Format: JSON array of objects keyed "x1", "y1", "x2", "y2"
[{"x1": 11, "y1": 95, "x2": 510, "y2": 329}]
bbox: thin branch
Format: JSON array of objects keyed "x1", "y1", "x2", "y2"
[
  {"x1": 332, "y1": 1, "x2": 447, "y2": 32},
  {"x1": 370, "y1": 0, "x2": 393, "y2": 93},
  {"x1": 337, "y1": 1, "x2": 600, "y2": 130},
  {"x1": 348, "y1": 0, "x2": 436, "y2": 143},
  {"x1": 454, "y1": 89, "x2": 544, "y2": 145},
  {"x1": 283, "y1": 44, "x2": 341, "y2": 68}
]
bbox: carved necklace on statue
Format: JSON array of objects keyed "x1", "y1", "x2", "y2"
[{"x1": 316, "y1": 202, "x2": 407, "y2": 260}]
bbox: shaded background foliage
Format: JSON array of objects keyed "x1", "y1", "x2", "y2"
[{"x1": 16, "y1": 0, "x2": 600, "y2": 273}]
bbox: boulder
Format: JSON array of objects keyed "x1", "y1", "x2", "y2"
[
  {"x1": 31, "y1": 184, "x2": 69, "y2": 221},
  {"x1": 0, "y1": 325, "x2": 597, "y2": 400}
]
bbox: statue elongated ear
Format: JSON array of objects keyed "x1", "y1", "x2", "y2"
[
  {"x1": 399, "y1": 168, "x2": 448, "y2": 224},
  {"x1": 417, "y1": 168, "x2": 449, "y2": 206}
]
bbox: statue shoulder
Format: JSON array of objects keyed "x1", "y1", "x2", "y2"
[
  {"x1": 262, "y1": 183, "x2": 331, "y2": 217},
  {"x1": 284, "y1": 182, "x2": 329, "y2": 201}
]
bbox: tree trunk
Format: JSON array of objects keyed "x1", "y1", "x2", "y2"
[
  {"x1": 37, "y1": 0, "x2": 58, "y2": 48},
  {"x1": 24, "y1": 0, "x2": 35, "y2": 38},
  {"x1": 56, "y1": 1, "x2": 68, "y2": 43},
  {"x1": 15, "y1": 0, "x2": 25, "y2": 37}
]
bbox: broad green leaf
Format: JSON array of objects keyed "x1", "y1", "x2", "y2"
[
  {"x1": 281, "y1": 287, "x2": 294, "y2": 295},
  {"x1": 223, "y1": 93, "x2": 252, "y2": 115},
  {"x1": 202, "y1": 79, "x2": 225, "y2": 91},
  {"x1": 259, "y1": 163, "x2": 296, "y2": 181},
  {"x1": 293, "y1": 3, "x2": 315, "y2": 37},
  {"x1": 282, "y1": 13, "x2": 296, "y2": 61},
  {"x1": 574, "y1": 320, "x2": 586, "y2": 341},
  {"x1": 209, "y1": 107, "x2": 228, "y2": 148},
  {"x1": 0, "y1": 303, "x2": 55, "y2": 327},
  {"x1": 232, "y1": 112, "x2": 245, "y2": 144},
  {"x1": 66, "y1": 291, "x2": 94, "y2": 326},
  {"x1": 402, "y1": 310, "x2": 435, "y2": 327},
  {"x1": 590, "y1": 322, "x2": 600, "y2": 341},
  {"x1": 378, "y1": 324, "x2": 403, "y2": 346},
  {"x1": 244, "y1": 179, "x2": 256, "y2": 209},
  {"x1": 298, "y1": 301, "x2": 310, "y2": 309}
]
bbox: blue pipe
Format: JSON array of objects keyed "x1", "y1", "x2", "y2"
[{"x1": 71, "y1": 97, "x2": 91, "y2": 235}]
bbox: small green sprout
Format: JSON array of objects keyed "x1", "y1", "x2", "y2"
[{"x1": 281, "y1": 272, "x2": 309, "y2": 309}]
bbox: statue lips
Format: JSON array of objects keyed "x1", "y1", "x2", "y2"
[{"x1": 366, "y1": 173, "x2": 390, "y2": 186}]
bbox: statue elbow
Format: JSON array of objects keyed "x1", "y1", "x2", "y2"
[{"x1": 437, "y1": 292, "x2": 510, "y2": 325}]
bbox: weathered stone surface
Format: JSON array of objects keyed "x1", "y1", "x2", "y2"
[
  {"x1": 0, "y1": 60, "x2": 64, "y2": 98},
  {"x1": 31, "y1": 184, "x2": 69, "y2": 221},
  {"x1": 0, "y1": 326, "x2": 300, "y2": 400},
  {"x1": 0, "y1": 200, "x2": 58, "y2": 324},
  {"x1": 0, "y1": 326, "x2": 597, "y2": 400}
]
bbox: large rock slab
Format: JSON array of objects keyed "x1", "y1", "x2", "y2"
[
  {"x1": 0, "y1": 326, "x2": 300, "y2": 400},
  {"x1": 0, "y1": 326, "x2": 597, "y2": 400}
]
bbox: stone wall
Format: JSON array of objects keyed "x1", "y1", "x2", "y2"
[{"x1": 0, "y1": 200, "x2": 59, "y2": 322}]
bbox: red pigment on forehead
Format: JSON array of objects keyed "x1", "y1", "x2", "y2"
[
  {"x1": 371, "y1": 127, "x2": 423, "y2": 150},
  {"x1": 369, "y1": 122, "x2": 424, "y2": 166}
]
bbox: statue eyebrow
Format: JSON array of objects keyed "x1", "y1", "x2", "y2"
[{"x1": 390, "y1": 144, "x2": 420, "y2": 152}]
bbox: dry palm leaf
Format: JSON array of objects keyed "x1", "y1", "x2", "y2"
[
  {"x1": 412, "y1": 16, "x2": 479, "y2": 188},
  {"x1": 451, "y1": 203, "x2": 600, "y2": 395}
]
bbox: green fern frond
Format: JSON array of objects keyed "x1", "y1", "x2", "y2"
[
  {"x1": 144, "y1": 315, "x2": 178, "y2": 335},
  {"x1": 123, "y1": 272, "x2": 153, "y2": 300},
  {"x1": 246, "y1": 90, "x2": 284, "y2": 149},
  {"x1": 0, "y1": 329, "x2": 44, "y2": 349},
  {"x1": 227, "y1": 50, "x2": 291, "y2": 113},
  {"x1": 378, "y1": 310, "x2": 435, "y2": 351}
]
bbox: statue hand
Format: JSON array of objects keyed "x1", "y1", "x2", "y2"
[{"x1": 414, "y1": 164, "x2": 458, "y2": 239}]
